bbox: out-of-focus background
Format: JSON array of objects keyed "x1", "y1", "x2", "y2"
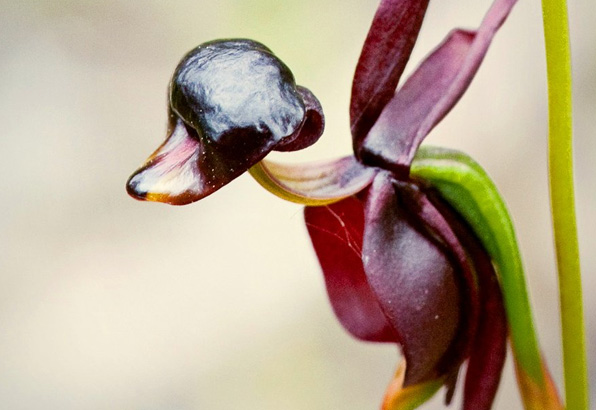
[{"x1": 0, "y1": 0, "x2": 594, "y2": 409}]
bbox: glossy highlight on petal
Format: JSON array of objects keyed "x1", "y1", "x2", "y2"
[{"x1": 170, "y1": 39, "x2": 305, "y2": 148}]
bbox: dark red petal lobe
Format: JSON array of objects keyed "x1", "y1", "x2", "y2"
[
  {"x1": 350, "y1": 0, "x2": 430, "y2": 149},
  {"x1": 305, "y1": 196, "x2": 395, "y2": 343},
  {"x1": 428, "y1": 193, "x2": 507, "y2": 410},
  {"x1": 362, "y1": 172, "x2": 461, "y2": 385},
  {"x1": 359, "y1": 0, "x2": 518, "y2": 175}
]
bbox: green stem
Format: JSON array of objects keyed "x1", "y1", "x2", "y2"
[{"x1": 541, "y1": 0, "x2": 588, "y2": 408}]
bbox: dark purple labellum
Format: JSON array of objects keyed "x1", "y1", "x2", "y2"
[
  {"x1": 170, "y1": 39, "x2": 305, "y2": 151},
  {"x1": 127, "y1": 39, "x2": 324, "y2": 205}
]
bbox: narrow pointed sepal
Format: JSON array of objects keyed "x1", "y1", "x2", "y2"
[
  {"x1": 350, "y1": 0, "x2": 430, "y2": 147},
  {"x1": 460, "y1": 225, "x2": 508, "y2": 410},
  {"x1": 359, "y1": 0, "x2": 518, "y2": 174}
]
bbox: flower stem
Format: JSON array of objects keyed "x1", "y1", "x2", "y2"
[{"x1": 541, "y1": 0, "x2": 588, "y2": 408}]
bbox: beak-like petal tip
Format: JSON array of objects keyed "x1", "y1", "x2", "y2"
[
  {"x1": 126, "y1": 171, "x2": 148, "y2": 201},
  {"x1": 126, "y1": 165, "x2": 189, "y2": 205},
  {"x1": 125, "y1": 121, "x2": 207, "y2": 206}
]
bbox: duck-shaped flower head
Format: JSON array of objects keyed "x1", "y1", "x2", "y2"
[{"x1": 127, "y1": 39, "x2": 324, "y2": 205}]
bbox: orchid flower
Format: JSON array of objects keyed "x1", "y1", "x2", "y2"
[{"x1": 126, "y1": 0, "x2": 568, "y2": 409}]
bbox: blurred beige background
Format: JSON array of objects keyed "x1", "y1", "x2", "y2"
[{"x1": 0, "y1": 0, "x2": 594, "y2": 409}]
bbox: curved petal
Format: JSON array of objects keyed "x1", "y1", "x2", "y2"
[
  {"x1": 411, "y1": 146, "x2": 564, "y2": 408},
  {"x1": 362, "y1": 172, "x2": 462, "y2": 385},
  {"x1": 249, "y1": 156, "x2": 377, "y2": 206},
  {"x1": 350, "y1": 0, "x2": 430, "y2": 148},
  {"x1": 359, "y1": 0, "x2": 518, "y2": 174},
  {"x1": 304, "y1": 196, "x2": 395, "y2": 342}
]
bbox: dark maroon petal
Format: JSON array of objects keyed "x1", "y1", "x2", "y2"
[
  {"x1": 462, "y1": 244, "x2": 507, "y2": 410},
  {"x1": 350, "y1": 0, "x2": 430, "y2": 149},
  {"x1": 305, "y1": 196, "x2": 395, "y2": 342},
  {"x1": 428, "y1": 193, "x2": 507, "y2": 410},
  {"x1": 274, "y1": 86, "x2": 325, "y2": 152},
  {"x1": 359, "y1": 0, "x2": 518, "y2": 174},
  {"x1": 169, "y1": 39, "x2": 305, "y2": 182},
  {"x1": 362, "y1": 172, "x2": 462, "y2": 385},
  {"x1": 395, "y1": 181, "x2": 479, "y2": 377}
]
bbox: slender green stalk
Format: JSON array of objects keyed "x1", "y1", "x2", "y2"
[{"x1": 541, "y1": 1, "x2": 588, "y2": 409}]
